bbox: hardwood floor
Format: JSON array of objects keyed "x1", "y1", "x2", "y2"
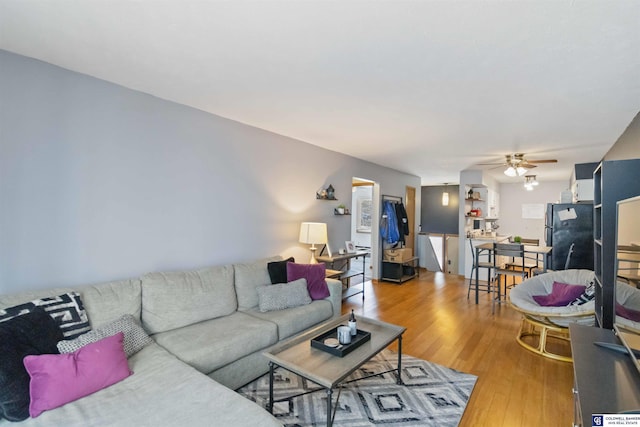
[{"x1": 341, "y1": 271, "x2": 574, "y2": 427}]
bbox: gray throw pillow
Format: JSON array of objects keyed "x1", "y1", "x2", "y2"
[
  {"x1": 57, "y1": 314, "x2": 152, "y2": 358},
  {"x1": 257, "y1": 278, "x2": 312, "y2": 312}
]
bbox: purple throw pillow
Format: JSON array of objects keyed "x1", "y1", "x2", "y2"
[
  {"x1": 616, "y1": 303, "x2": 640, "y2": 322},
  {"x1": 24, "y1": 332, "x2": 132, "y2": 418},
  {"x1": 532, "y1": 281, "x2": 586, "y2": 307},
  {"x1": 286, "y1": 262, "x2": 329, "y2": 300}
]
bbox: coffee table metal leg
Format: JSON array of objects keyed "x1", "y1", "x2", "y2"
[
  {"x1": 268, "y1": 362, "x2": 274, "y2": 413},
  {"x1": 397, "y1": 335, "x2": 403, "y2": 385},
  {"x1": 326, "y1": 388, "x2": 333, "y2": 427}
]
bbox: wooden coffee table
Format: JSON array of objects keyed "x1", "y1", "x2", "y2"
[{"x1": 263, "y1": 314, "x2": 406, "y2": 427}]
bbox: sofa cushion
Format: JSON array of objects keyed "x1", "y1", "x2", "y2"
[
  {"x1": 5, "y1": 342, "x2": 280, "y2": 427},
  {"x1": 257, "y1": 278, "x2": 311, "y2": 312},
  {"x1": 0, "y1": 309, "x2": 63, "y2": 421},
  {"x1": 0, "y1": 280, "x2": 142, "y2": 332},
  {"x1": 246, "y1": 299, "x2": 333, "y2": 340},
  {"x1": 141, "y1": 264, "x2": 236, "y2": 334},
  {"x1": 57, "y1": 314, "x2": 152, "y2": 358},
  {"x1": 234, "y1": 256, "x2": 281, "y2": 311},
  {"x1": 25, "y1": 332, "x2": 132, "y2": 418},
  {"x1": 152, "y1": 312, "x2": 278, "y2": 374},
  {"x1": 267, "y1": 257, "x2": 294, "y2": 284},
  {"x1": 79, "y1": 279, "x2": 142, "y2": 328}
]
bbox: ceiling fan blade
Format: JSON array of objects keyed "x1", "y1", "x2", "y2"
[
  {"x1": 526, "y1": 159, "x2": 558, "y2": 164},
  {"x1": 520, "y1": 162, "x2": 538, "y2": 169}
]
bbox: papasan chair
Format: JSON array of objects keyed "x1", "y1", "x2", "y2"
[
  {"x1": 616, "y1": 281, "x2": 640, "y2": 333},
  {"x1": 509, "y1": 269, "x2": 596, "y2": 362}
]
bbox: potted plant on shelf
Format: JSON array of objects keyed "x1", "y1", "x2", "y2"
[{"x1": 336, "y1": 204, "x2": 346, "y2": 215}]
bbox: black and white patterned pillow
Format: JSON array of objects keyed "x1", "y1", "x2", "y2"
[
  {"x1": 257, "y1": 278, "x2": 312, "y2": 312},
  {"x1": 0, "y1": 292, "x2": 91, "y2": 339},
  {"x1": 57, "y1": 314, "x2": 152, "y2": 358},
  {"x1": 570, "y1": 281, "x2": 596, "y2": 306}
]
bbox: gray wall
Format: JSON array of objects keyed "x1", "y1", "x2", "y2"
[
  {"x1": 604, "y1": 111, "x2": 640, "y2": 160},
  {"x1": 0, "y1": 50, "x2": 420, "y2": 293},
  {"x1": 420, "y1": 185, "x2": 459, "y2": 234},
  {"x1": 497, "y1": 180, "x2": 570, "y2": 245}
]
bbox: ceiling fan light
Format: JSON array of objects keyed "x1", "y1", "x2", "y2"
[
  {"x1": 516, "y1": 166, "x2": 528, "y2": 176},
  {"x1": 525, "y1": 184, "x2": 534, "y2": 191},
  {"x1": 504, "y1": 166, "x2": 517, "y2": 177}
]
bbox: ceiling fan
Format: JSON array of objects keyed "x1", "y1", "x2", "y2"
[{"x1": 479, "y1": 153, "x2": 558, "y2": 177}]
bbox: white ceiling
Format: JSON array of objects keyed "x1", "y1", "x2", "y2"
[{"x1": 1, "y1": 0, "x2": 639, "y2": 185}]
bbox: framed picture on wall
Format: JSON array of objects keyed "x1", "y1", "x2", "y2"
[
  {"x1": 356, "y1": 198, "x2": 372, "y2": 233},
  {"x1": 345, "y1": 241, "x2": 356, "y2": 253}
]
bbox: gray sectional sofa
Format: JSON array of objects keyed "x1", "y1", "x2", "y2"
[{"x1": 0, "y1": 256, "x2": 342, "y2": 426}]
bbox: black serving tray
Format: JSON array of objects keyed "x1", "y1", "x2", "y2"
[{"x1": 310, "y1": 326, "x2": 371, "y2": 357}]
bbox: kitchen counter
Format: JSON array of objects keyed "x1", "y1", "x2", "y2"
[{"x1": 468, "y1": 234, "x2": 510, "y2": 242}]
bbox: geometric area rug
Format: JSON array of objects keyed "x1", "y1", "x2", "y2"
[{"x1": 237, "y1": 350, "x2": 477, "y2": 427}]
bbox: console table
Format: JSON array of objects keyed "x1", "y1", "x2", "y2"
[
  {"x1": 317, "y1": 251, "x2": 368, "y2": 301},
  {"x1": 569, "y1": 324, "x2": 640, "y2": 426}
]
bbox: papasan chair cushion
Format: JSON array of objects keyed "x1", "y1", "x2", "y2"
[
  {"x1": 616, "y1": 281, "x2": 640, "y2": 332},
  {"x1": 509, "y1": 269, "x2": 596, "y2": 327},
  {"x1": 508, "y1": 269, "x2": 596, "y2": 362}
]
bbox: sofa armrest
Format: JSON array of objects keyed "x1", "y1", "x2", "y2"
[{"x1": 325, "y1": 279, "x2": 343, "y2": 318}]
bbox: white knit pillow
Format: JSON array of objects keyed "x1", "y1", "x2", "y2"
[
  {"x1": 57, "y1": 314, "x2": 152, "y2": 358},
  {"x1": 257, "y1": 278, "x2": 312, "y2": 312}
]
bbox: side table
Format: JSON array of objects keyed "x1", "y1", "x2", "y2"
[{"x1": 317, "y1": 251, "x2": 368, "y2": 300}]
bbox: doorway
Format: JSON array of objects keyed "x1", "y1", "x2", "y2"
[{"x1": 351, "y1": 177, "x2": 376, "y2": 281}]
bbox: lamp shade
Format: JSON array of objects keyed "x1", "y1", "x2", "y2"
[
  {"x1": 504, "y1": 166, "x2": 517, "y2": 177},
  {"x1": 299, "y1": 222, "x2": 327, "y2": 244}
]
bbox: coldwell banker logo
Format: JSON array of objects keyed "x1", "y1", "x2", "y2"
[{"x1": 592, "y1": 415, "x2": 603, "y2": 426}]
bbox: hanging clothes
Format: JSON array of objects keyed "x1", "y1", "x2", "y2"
[
  {"x1": 380, "y1": 200, "x2": 400, "y2": 244},
  {"x1": 394, "y1": 202, "x2": 409, "y2": 243}
]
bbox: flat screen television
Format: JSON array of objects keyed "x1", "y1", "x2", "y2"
[{"x1": 613, "y1": 195, "x2": 640, "y2": 374}]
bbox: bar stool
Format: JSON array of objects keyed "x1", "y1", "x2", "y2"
[
  {"x1": 493, "y1": 242, "x2": 528, "y2": 313},
  {"x1": 467, "y1": 239, "x2": 494, "y2": 300}
]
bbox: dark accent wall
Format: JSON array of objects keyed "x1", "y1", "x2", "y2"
[{"x1": 420, "y1": 185, "x2": 459, "y2": 234}]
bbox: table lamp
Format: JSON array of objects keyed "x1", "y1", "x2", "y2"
[{"x1": 299, "y1": 222, "x2": 327, "y2": 264}]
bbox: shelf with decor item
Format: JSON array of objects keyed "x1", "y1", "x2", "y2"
[
  {"x1": 316, "y1": 184, "x2": 337, "y2": 200},
  {"x1": 464, "y1": 186, "x2": 487, "y2": 220},
  {"x1": 334, "y1": 204, "x2": 351, "y2": 215}
]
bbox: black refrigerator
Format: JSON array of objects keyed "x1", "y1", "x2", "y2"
[{"x1": 545, "y1": 203, "x2": 594, "y2": 270}]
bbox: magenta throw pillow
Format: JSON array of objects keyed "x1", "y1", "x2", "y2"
[
  {"x1": 616, "y1": 303, "x2": 640, "y2": 322},
  {"x1": 24, "y1": 332, "x2": 132, "y2": 418},
  {"x1": 286, "y1": 262, "x2": 329, "y2": 300},
  {"x1": 532, "y1": 281, "x2": 586, "y2": 307}
]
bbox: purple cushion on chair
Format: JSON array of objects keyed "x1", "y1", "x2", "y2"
[
  {"x1": 286, "y1": 262, "x2": 329, "y2": 300},
  {"x1": 616, "y1": 303, "x2": 640, "y2": 322},
  {"x1": 532, "y1": 281, "x2": 586, "y2": 307}
]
